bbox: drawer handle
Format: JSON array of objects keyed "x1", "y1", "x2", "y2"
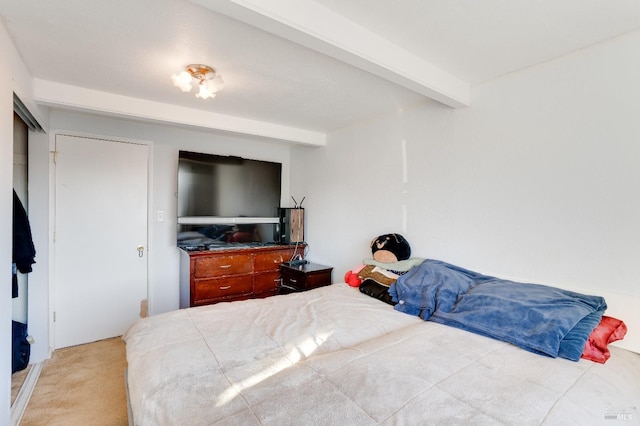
[
  {"x1": 219, "y1": 265, "x2": 231, "y2": 269},
  {"x1": 219, "y1": 285, "x2": 232, "y2": 290},
  {"x1": 290, "y1": 279, "x2": 297, "y2": 283}
]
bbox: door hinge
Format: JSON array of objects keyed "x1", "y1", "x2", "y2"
[
  {"x1": 53, "y1": 311, "x2": 56, "y2": 322},
  {"x1": 52, "y1": 151, "x2": 58, "y2": 164}
]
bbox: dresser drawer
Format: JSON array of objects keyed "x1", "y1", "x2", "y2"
[
  {"x1": 254, "y1": 250, "x2": 292, "y2": 272},
  {"x1": 193, "y1": 276, "x2": 253, "y2": 302},
  {"x1": 253, "y1": 271, "x2": 281, "y2": 294},
  {"x1": 194, "y1": 255, "x2": 252, "y2": 278},
  {"x1": 303, "y1": 272, "x2": 332, "y2": 290}
]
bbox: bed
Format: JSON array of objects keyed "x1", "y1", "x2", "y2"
[{"x1": 124, "y1": 265, "x2": 640, "y2": 425}]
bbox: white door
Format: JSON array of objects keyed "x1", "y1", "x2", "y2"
[{"x1": 53, "y1": 134, "x2": 148, "y2": 348}]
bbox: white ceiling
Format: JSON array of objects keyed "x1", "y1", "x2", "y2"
[
  {"x1": 1, "y1": 0, "x2": 640, "y2": 139},
  {"x1": 316, "y1": 0, "x2": 640, "y2": 85}
]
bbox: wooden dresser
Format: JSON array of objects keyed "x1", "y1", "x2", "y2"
[{"x1": 179, "y1": 244, "x2": 305, "y2": 307}]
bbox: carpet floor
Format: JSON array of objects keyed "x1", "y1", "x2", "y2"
[{"x1": 19, "y1": 336, "x2": 128, "y2": 426}]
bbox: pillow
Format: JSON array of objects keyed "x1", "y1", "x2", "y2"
[
  {"x1": 371, "y1": 233, "x2": 411, "y2": 262},
  {"x1": 359, "y1": 279, "x2": 396, "y2": 305},
  {"x1": 357, "y1": 265, "x2": 399, "y2": 286},
  {"x1": 581, "y1": 316, "x2": 627, "y2": 364},
  {"x1": 363, "y1": 257, "x2": 425, "y2": 273}
]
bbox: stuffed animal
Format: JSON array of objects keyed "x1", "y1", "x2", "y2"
[
  {"x1": 344, "y1": 264, "x2": 365, "y2": 287},
  {"x1": 370, "y1": 233, "x2": 411, "y2": 263},
  {"x1": 344, "y1": 234, "x2": 412, "y2": 288}
]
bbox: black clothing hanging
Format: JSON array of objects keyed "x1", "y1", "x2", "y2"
[{"x1": 12, "y1": 189, "x2": 36, "y2": 298}]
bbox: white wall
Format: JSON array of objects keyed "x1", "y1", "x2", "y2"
[
  {"x1": 1, "y1": 19, "x2": 46, "y2": 426},
  {"x1": 1, "y1": 22, "x2": 15, "y2": 426},
  {"x1": 292, "y1": 31, "x2": 640, "y2": 353},
  {"x1": 37, "y1": 110, "x2": 291, "y2": 320},
  {"x1": 26, "y1": 129, "x2": 50, "y2": 364}
]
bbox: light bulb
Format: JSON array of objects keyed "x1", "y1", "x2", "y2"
[
  {"x1": 196, "y1": 82, "x2": 215, "y2": 99},
  {"x1": 173, "y1": 65, "x2": 223, "y2": 99},
  {"x1": 171, "y1": 71, "x2": 192, "y2": 92}
]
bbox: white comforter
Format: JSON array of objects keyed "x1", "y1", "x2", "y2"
[{"x1": 124, "y1": 284, "x2": 640, "y2": 425}]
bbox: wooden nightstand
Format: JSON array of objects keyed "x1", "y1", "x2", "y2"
[{"x1": 280, "y1": 262, "x2": 333, "y2": 293}]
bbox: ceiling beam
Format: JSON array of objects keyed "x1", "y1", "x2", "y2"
[
  {"x1": 192, "y1": 0, "x2": 470, "y2": 108},
  {"x1": 32, "y1": 79, "x2": 326, "y2": 146}
]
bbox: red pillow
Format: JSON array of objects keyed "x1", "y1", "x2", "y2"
[{"x1": 581, "y1": 316, "x2": 627, "y2": 364}]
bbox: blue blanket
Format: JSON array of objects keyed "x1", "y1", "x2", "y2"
[{"x1": 388, "y1": 260, "x2": 607, "y2": 360}]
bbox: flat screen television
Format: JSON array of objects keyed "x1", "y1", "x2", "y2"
[{"x1": 177, "y1": 150, "x2": 282, "y2": 250}]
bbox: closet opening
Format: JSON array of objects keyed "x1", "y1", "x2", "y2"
[{"x1": 11, "y1": 94, "x2": 44, "y2": 421}]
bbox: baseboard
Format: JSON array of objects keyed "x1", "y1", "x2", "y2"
[{"x1": 10, "y1": 362, "x2": 44, "y2": 426}]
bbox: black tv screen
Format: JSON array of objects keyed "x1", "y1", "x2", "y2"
[{"x1": 177, "y1": 151, "x2": 282, "y2": 248}]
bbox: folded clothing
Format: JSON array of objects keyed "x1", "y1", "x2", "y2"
[
  {"x1": 581, "y1": 316, "x2": 627, "y2": 363},
  {"x1": 357, "y1": 265, "x2": 400, "y2": 286},
  {"x1": 359, "y1": 279, "x2": 397, "y2": 305},
  {"x1": 363, "y1": 257, "x2": 425, "y2": 273}
]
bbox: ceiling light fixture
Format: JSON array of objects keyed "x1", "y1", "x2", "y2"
[{"x1": 172, "y1": 64, "x2": 224, "y2": 100}]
